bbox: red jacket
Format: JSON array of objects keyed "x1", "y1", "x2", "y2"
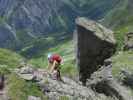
[{"x1": 49, "y1": 54, "x2": 62, "y2": 63}]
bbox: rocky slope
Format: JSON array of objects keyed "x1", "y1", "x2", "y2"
[
  {"x1": 11, "y1": 59, "x2": 132, "y2": 100},
  {"x1": 14, "y1": 67, "x2": 104, "y2": 100}
]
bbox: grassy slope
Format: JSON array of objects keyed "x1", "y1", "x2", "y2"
[
  {"x1": 0, "y1": 48, "x2": 22, "y2": 68},
  {"x1": 7, "y1": 73, "x2": 47, "y2": 100},
  {"x1": 112, "y1": 51, "x2": 133, "y2": 77},
  {"x1": 0, "y1": 49, "x2": 47, "y2": 100}
]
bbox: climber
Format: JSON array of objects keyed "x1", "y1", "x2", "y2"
[{"x1": 47, "y1": 53, "x2": 62, "y2": 81}]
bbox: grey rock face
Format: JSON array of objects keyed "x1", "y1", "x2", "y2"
[
  {"x1": 74, "y1": 17, "x2": 116, "y2": 83},
  {"x1": 16, "y1": 66, "x2": 34, "y2": 80},
  {"x1": 28, "y1": 96, "x2": 41, "y2": 100},
  {"x1": 18, "y1": 74, "x2": 35, "y2": 81},
  {"x1": 86, "y1": 61, "x2": 133, "y2": 100},
  {"x1": 119, "y1": 69, "x2": 133, "y2": 88},
  {"x1": 19, "y1": 66, "x2": 34, "y2": 74},
  {"x1": 124, "y1": 32, "x2": 133, "y2": 51}
]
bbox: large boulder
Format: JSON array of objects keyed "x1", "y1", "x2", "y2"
[
  {"x1": 74, "y1": 17, "x2": 116, "y2": 84},
  {"x1": 19, "y1": 66, "x2": 34, "y2": 74},
  {"x1": 18, "y1": 74, "x2": 35, "y2": 81}
]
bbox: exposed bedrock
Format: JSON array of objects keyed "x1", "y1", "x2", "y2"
[
  {"x1": 86, "y1": 60, "x2": 133, "y2": 100},
  {"x1": 123, "y1": 32, "x2": 133, "y2": 51}
]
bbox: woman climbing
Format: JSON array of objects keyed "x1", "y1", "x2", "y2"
[{"x1": 47, "y1": 53, "x2": 62, "y2": 81}]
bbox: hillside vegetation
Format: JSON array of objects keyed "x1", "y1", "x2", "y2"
[
  {"x1": 103, "y1": 0, "x2": 133, "y2": 31},
  {"x1": 0, "y1": 48, "x2": 22, "y2": 68}
]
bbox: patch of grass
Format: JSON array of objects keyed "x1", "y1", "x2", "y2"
[
  {"x1": 0, "y1": 49, "x2": 48, "y2": 100},
  {"x1": 59, "y1": 96, "x2": 70, "y2": 100},
  {"x1": 0, "y1": 16, "x2": 7, "y2": 24},
  {"x1": 0, "y1": 65, "x2": 11, "y2": 75},
  {"x1": 112, "y1": 51, "x2": 133, "y2": 78},
  {"x1": 7, "y1": 73, "x2": 48, "y2": 100},
  {"x1": 0, "y1": 48, "x2": 23, "y2": 68},
  {"x1": 114, "y1": 27, "x2": 129, "y2": 51},
  {"x1": 60, "y1": 61, "x2": 78, "y2": 78}
]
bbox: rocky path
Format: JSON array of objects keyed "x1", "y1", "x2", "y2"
[
  {"x1": 15, "y1": 67, "x2": 100, "y2": 100},
  {"x1": 14, "y1": 67, "x2": 121, "y2": 100},
  {"x1": 0, "y1": 85, "x2": 9, "y2": 100}
]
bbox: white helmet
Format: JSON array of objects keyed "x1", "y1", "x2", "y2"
[{"x1": 47, "y1": 53, "x2": 52, "y2": 59}]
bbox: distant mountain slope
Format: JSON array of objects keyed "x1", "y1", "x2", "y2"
[
  {"x1": 103, "y1": 0, "x2": 133, "y2": 31},
  {"x1": 0, "y1": 0, "x2": 120, "y2": 49}
]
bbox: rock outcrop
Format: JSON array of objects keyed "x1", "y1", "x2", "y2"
[
  {"x1": 14, "y1": 67, "x2": 117, "y2": 100},
  {"x1": 28, "y1": 96, "x2": 41, "y2": 100},
  {"x1": 119, "y1": 69, "x2": 133, "y2": 88},
  {"x1": 14, "y1": 66, "x2": 133, "y2": 100},
  {"x1": 124, "y1": 32, "x2": 133, "y2": 50},
  {"x1": 86, "y1": 59, "x2": 133, "y2": 100},
  {"x1": 74, "y1": 17, "x2": 116, "y2": 83}
]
